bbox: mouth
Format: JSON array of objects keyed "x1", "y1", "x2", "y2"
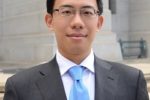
[{"x1": 66, "y1": 33, "x2": 88, "y2": 39}]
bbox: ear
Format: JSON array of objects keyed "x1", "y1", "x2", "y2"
[
  {"x1": 45, "y1": 13, "x2": 53, "y2": 30},
  {"x1": 97, "y1": 15, "x2": 104, "y2": 30}
]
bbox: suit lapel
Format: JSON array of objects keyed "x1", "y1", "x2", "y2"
[
  {"x1": 94, "y1": 56, "x2": 118, "y2": 100},
  {"x1": 34, "y1": 56, "x2": 118, "y2": 100},
  {"x1": 35, "y1": 57, "x2": 67, "y2": 100}
]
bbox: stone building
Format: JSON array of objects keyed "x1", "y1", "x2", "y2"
[{"x1": 0, "y1": 0, "x2": 150, "y2": 68}]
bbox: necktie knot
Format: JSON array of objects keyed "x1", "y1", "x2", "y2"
[{"x1": 69, "y1": 65, "x2": 83, "y2": 81}]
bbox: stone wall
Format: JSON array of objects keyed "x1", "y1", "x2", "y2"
[
  {"x1": 0, "y1": 0, "x2": 122, "y2": 68},
  {"x1": 111, "y1": 0, "x2": 130, "y2": 40},
  {"x1": 129, "y1": 0, "x2": 150, "y2": 57},
  {"x1": 0, "y1": 0, "x2": 56, "y2": 66}
]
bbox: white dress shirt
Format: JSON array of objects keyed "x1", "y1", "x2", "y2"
[{"x1": 56, "y1": 50, "x2": 95, "y2": 100}]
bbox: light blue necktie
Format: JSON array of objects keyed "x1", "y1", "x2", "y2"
[{"x1": 69, "y1": 65, "x2": 90, "y2": 100}]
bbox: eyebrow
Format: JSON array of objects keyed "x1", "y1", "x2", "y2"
[
  {"x1": 81, "y1": 5, "x2": 96, "y2": 9},
  {"x1": 60, "y1": 5, "x2": 74, "y2": 8},
  {"x1": 59, "y1": 5, "x2": 96, "y2": 9}
]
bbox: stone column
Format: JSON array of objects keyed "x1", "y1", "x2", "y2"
[
  {"x1": 111, "y1": 0, "x2": 129, "y2": 40},
  {"x1": 93, "y1": 0, "x2": 122, "y2": 61},
  {"x1": 0, "y1": 0, "x2": 55, "y2": 68},
  {"x1": 129, "y1": 0, "x2": 150, "y2": 58}
]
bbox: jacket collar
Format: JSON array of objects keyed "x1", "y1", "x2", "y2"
[{"x1": 35, "y1": 56, "x2": 118, "y2": 100}]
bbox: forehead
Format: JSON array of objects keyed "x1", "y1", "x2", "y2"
[{"x1": 53, "y1": 0, "x2": 97, "y2": 9}]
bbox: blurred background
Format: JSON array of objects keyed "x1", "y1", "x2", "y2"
[{"x1": 0, "y1": 0, "x2": 150, "y2": 99}]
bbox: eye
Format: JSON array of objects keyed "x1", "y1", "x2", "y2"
[
  {"x1": 83, "y1": 11, "x2": 94, "y2": 15},
  {"x1": 81, "y1": 8, "x2": 95, "y2": 17},
  {"x1": 60, "y1": 9, "x2": 72, "y2": 16},
  {"x1": 62, "y1": 10, "x2": 71, "y2": 14}
]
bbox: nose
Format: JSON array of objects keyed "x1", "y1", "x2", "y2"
[{"x1": 70, "y1": 12, "x2": 85, "y2": 30}]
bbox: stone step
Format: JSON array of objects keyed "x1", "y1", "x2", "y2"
[
  {"x1": 144, "y1": 73, "x2": 150, "y2": 93},
  {"x1": 0, "y1": 73, "x2": 13, "y2": 93},
  {"x1": 147, "y1": 82, "x2": 150, "y2": 92},
  {"x1": 0, "y1": 93, "x2": 3, "y2": 100},
  {"x1": 145, "y1": 73, "x2": 150, "y2": 80}
]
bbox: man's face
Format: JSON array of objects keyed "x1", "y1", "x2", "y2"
[{"x1": 45, "y1": 0, "x2": 103, "y2": 59}]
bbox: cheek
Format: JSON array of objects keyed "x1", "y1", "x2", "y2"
[
  {"x1": 86, "y1": 24, "x2": 97, "y2": 41},
  {"x1": 55, "y1": 24, "x2": 68, "y2": 34},
  {"x1": 52, "y1": 19, "x2": 65, "y2": 30},
  {"x1": 86, "y1": 23, "x2": 98, "y2": 33}
]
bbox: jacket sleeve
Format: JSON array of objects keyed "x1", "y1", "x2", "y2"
[
  {"x1": 136, "y1": 70, "x2": 149, "y2": 100},
  {"x1": 3, "y1": 78, "x2": 18, "y2": 100}
]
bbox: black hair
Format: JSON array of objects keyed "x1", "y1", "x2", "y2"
[{"x1": 46, "y1": 0, "x2": 103, "y2": 15}]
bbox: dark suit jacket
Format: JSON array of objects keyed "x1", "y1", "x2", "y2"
[{"x1": 4, "y1": 56, "x2": 149, "y2": 100}]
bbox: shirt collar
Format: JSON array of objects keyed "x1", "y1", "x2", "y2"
[{"x1": 56, "y1": 50, "x2": 95, "y2": 76}]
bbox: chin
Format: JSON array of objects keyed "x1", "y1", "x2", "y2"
[{"x1": 69, "y1": 47, "x2": 87, "y2": 55}]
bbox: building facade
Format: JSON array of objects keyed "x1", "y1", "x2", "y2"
[{"x1": 0, "y1": 0, "x2": 149, "y2": 67}]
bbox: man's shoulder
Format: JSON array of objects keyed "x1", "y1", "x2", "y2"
[
  {"x1": 9, "y1": 57, "x2": 57, "y2": 81},
  {"x1": 5, "y1": 57, "x2": 59, "y2": 91},
  {"x1": 108, "y1": 60, "x2": 140, "y2": 75},
  {"x1": 8, "y1": 62, "x2": 49, "y2": 83},
  {"x1": 95, "y1": 57, "x2": 141, "y2": 78}
]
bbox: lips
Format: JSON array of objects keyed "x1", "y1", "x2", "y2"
[{"x1": 66, "y1": 33, "x2": 87, "y2": 37}]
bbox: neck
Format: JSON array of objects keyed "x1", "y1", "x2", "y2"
[{"x1": 59, "y1": 49, "x2": 91, "y2": 64}]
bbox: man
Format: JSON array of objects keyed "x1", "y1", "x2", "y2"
[{"x1": 3, "y1": 0, "x2": 149, "y2": 100}]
